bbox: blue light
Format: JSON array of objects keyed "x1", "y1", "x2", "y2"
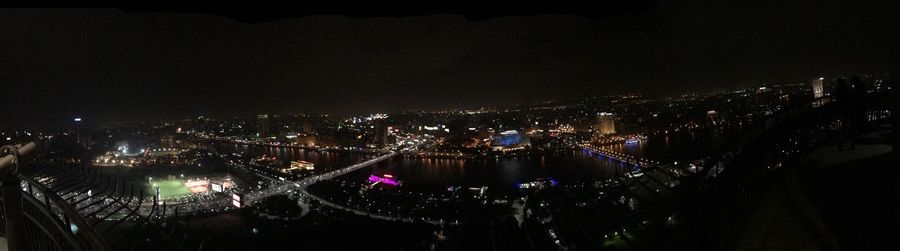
[
  {"x1": 496, "y1": 132, "x2": 523, "y2": 146},
  {"x1": 74, "y1": 118, "x2": 82, "y2": 122}
]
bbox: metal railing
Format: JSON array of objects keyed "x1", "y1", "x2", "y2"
[
  {"x1": 677, "y1": 87, "x2": 894, "y2": 250},
  {"x1": 1, "y1": 142, "x2": 180, "y2": 250}
]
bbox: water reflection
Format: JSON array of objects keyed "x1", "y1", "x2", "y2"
[
  {"x1": 212, "y1": 131, "x2": 707, "y2": 192},
  {"x1": 353, "y1": 150, "x2": 629, "y2": 191}
]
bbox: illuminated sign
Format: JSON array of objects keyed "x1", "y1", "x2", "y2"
[
  {"x1": 212, "y1": 183, "x2": 223, "y2": 192},
  {"x1": 232, "y1": 193, "x2": 243, "y2": 207}
]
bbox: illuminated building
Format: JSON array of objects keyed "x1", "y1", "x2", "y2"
[
  {"x1": 812, "y1": 77, "x2": 825, "y2": 98},
  {"x1": 495, "y1": 130, "x2": 524, "y2": 146},
  {"x1": 73, "y1": 117, "x2": 92, "y2": 149},
  {"x1": 287, "y1": 160, "x2": 315, "y2": 172},
  {"x1": 374, "y1": 118, "x2": 388, "y2": 147},
  {"x1": 557, "y1": 124, "x2": 575, "y2": 134},
  {"x1": 595, "y1": 112, "x2": 616, "y2": 137},
  {"x1": 257, "y1": 114, "x2": 270, "y2": 138}
]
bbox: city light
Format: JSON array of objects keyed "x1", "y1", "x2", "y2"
[{"x1": 4, "y1": 9, "x2": 893, "y2": 250}]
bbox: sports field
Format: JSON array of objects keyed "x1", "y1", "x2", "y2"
[{"x1": 150, "y1": 179, "x2": 192, "y2": 200}]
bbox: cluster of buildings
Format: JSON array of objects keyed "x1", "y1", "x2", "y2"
[{"x1": 44, "y1": 73, "x2": 889, "y2": 168}]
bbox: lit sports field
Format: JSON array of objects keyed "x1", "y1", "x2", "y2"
[{"x1": 149, "y1": 179, "x2": 192, "y2": 200}]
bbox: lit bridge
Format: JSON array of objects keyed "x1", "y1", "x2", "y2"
[
  {"x1": 241, "y1": 151, "x2": 398, "y2": 204},
  {"x1": 580, "y1": 144, "x2": 660, "y2": 168}
]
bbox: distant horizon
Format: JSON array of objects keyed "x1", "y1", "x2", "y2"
[
  {"x1": 5, "y1": 74, "x2": 883, "y2": 129},
  {"x1": 3, "y1": 5, "x2": 899, "y2": 127}
]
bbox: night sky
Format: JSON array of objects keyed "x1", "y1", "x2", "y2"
[{"x1": 2, "y1": 1, "x2": 898, "y2": 127}]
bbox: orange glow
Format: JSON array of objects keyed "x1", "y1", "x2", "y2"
[{"x1": 184, "y1": 179, "x2": 210, "y2": 194}]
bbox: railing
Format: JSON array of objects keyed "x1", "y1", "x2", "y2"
[
  {"x1": 1, "y1": 142, "x2": 180, "y2": 250},
  {"x1": 0, "y1": 142, "x2": 88, "y2": 251},
  {"x1": 675, "y1": 87, "x2": 894, "y2": 250}
]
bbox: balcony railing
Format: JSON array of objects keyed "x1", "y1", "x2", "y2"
[{"x1": 1, "y1": 142, "x2": 182, "y2": 250}]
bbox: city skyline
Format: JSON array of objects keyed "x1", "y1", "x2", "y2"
[{"x1": 0, "y1": 74, "x2": 886, "y2": 128}]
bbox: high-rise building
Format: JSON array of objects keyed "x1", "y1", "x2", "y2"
[
  {"x1": 257, "y1": 114, "x2": 270, "y2": 138},
  {"x1": 596, "y1": 113, "x2": 616, "y2": 135},
  {"x1": 812, "y1": 77, "x2": 825, "y2": 98},
  {"x1": 373, "y1": 119, "x2": 388, "y2": 147},
  {"x1": 195, "y1": 115, "x2": 208, "y2": 133},
  {"x1": 73, "y1": 117, "x2": 92, "y2": 149},
  {"x1": 300, "y1": 119, "x2": 314, "y2": 134}
]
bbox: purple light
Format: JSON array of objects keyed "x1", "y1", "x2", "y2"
[{"x1": 368, "y1": 175, "x2": 400, "y2": 186}]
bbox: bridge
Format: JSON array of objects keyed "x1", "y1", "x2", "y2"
[
  {"x1": 580, "y1": 144, "x2": 660, "y2": 168},
  {"x1": 234, "y1": 142, "x2": 448, "y2": 225},
  {"x1": 242, "y1": 151, "x2": 398, "y2": 204},
  {"x1": 0, "y1": 143, "x2": 408, "y2": 250}
]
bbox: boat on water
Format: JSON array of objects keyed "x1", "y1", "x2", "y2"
[{"x1": 625, "y1": 134, "x2": 648, "y2": 144}]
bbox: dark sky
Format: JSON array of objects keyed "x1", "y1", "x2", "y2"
[{"x1": 2, "y1": 1, "x2": 899, "y2": 127}]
